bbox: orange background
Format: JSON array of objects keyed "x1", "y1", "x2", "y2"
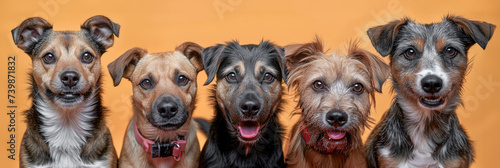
[{"x1": 1, "y1": 0, "x2": 499, "y2": 167}]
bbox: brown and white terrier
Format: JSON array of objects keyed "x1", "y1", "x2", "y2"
[
  {"x1": 284, "y1": 39, "x2": 390, "y2": 168},
  {"x1": 12, "y1": 15, "x2": 120, "y2": 167},
  {"x1": 108, "y1": 42, "x2": 204, "y2": 168}
]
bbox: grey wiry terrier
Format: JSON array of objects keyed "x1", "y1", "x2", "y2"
[
  {"x1": 285, "y1": 39, "x2": 390, "y2": 168},
  {"x1": 365, "y1": 15, "x2": 495, "y2": 167}
]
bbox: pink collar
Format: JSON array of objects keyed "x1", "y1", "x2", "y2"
[
  {"x1": 300, "y1": 124, "x2": 334, "y2": 154},
  {"x1": 134, "y1": 119, "x2": 187, "y2": 160}
]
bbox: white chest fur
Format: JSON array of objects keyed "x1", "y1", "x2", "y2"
[{"x1": 35, "y1": 94, "x2": 106, "y2": 167}]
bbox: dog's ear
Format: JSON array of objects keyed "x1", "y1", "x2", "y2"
[
  {"x1": 107, "y1": 48, "x2": 148, "y2": 86},
  {"x1": 176, "y1": 42, "x2": 204, "y2": 72},
  {"x1": 81, "y1": 15, "x2": 120, "y2": 51},
  {"x1": 284, "y1": 41, "x2": 324, "y2": 73},
  {"x1": 11, "y1": 17, "x2": 52, "y2": 55},
  {"x1": 447, "y1": 16, "x2": 496, "y2": 49},
  {"x1": 366, "y1": 19, "x2": 408, "y2": 57},
  {"x1": 202, "y1": 44, "x2": 226, "y2": 85},
  {"x1": 276, "y1": 46, "x2": 288, "y2": 84},
  {"x1": 349, "y1": 47, "x2": 390, "y2": 93}
]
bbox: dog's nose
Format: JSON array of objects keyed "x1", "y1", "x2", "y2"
[
  {"x1": 60, "y1": 71, "x2": 80, "y2": 87},
  {"x1": 157, "y1": 101, "x2": 178, "y2": 119},
  {"x1": 326, "y1": 110, "x2": 348, "y2": 128},
  {"x1": 421, "y1": 75, "x2": 443, "y2": 94},
  {"x1": 240, "y1": 101, "x2": 261, "y2": 116}
]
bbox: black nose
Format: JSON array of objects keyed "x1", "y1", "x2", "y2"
[
  {"x1": 326, "y1": 110, "x2": 348, "y2": 127},
  {"x1": 240, "y1": 100, "x2": 261, "y2": 116},
  {"x1": 60, "y1": 71, "x2": 80, "y2": 87},
  {"x1": 421, "y1": 75, "x2": 443, "y2": 94},
  {"x1": 157, "y1": 101, "x2": 178, "y2": 119}
]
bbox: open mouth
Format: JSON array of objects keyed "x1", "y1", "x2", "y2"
[
  {"x1": 237, "y1": 121, "x2": 260, "y2": 142},
  {"x1": 313, "y1": 129, "x2": 350, "y2": 154},
  {"x1": 419, "y1": 96, "x2": 445, "y2": 108},
  {"x1": 51, "y1": 90, "x2": 86, "y2": 105}
]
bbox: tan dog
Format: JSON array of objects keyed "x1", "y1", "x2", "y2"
[
  {"x1": 285, "y1": 39, "x2": 390, "y2": 168},
  {"x1": 108, "y1": 42, "x2": 204, "y2": 168},
  {"x1": 12, "y1": 16, "x2": 119, "y2": 167}
]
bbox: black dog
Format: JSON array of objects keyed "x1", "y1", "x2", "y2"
[
  {"x1": 365, "y1": 15, "x2": 495, "y2": 167},
  {"x1": 199, "y1": 41, "x2": 287, "y2": 168}
]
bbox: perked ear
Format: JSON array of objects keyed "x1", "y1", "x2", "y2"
[
  {"x1": 81, "y1": 15, "x2": 120, "y2": 52},
  {"x1": 201, "y1": 44, "x2": 226, "y2": 85},
  {"x1": 348, "y1": 44, "x2": 390, "y2": 93},
  {"x1": 366, "y1": 18, "x2": 408, "y2": 57},
  {"x1": 447, "y1": 15, "x2": 496, "y2": 49},
  {"x1": 176, "y1": 42, "x2": 204, "y2": 72},
  {"x1": 11, "y1": 17, "x2": 53, "y2": 55},
  {"x1": 107, "y1": 47, "x2": 148, "y2": 86},
  {"x1": 284, "y1": 40, "x2": 324, "y2": 73}
]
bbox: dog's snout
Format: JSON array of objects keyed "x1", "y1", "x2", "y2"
[
  {"x1": 240, "y1": 101, "x2": 261, "y2": 116},
  {"x1": 157, "y1": 101, "x2": 178, "y2": 119},
  {"x1": 326, "y1": 110, "x2": 348, "y2": 128},
  {"x1": 60, "y1": 71, "x2": 80, "y2": 87},
  {"x1": 421, "y1": 75, "x2": 443, "y2": 94},
  {"x1": 239, "y1": 93, "x2": 261, "y2": 116}
]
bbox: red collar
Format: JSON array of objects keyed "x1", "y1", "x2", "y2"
[
  {"x1": 300, "y1": 124, "x2": 334, "y2": 154},
  {"x1": 133, "y1": 119, "x2": 187, "y2": 160}
]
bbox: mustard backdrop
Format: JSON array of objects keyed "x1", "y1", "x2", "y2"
[{"x1": 1, "y1": 0, "x2": 499, "y2": 167}]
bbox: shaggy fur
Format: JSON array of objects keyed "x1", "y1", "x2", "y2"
[
  {"x1": 285, "y1": 39, "x2": 390, "y2": 168},
  {"x1": 199, "y1": 41, "x2": 287, "y2": 168},
  {"x1": 365, "y1": 15, "x2": 495, "y2": 168}
]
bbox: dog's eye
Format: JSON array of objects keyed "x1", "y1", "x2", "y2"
[
  {"x1": 352, "y1": 83, "x2": 364, "y2": 94},
  {"x1": 177, "y1": 75, "x2": 189, "y2": 86},
  {"x1": 404, "y1": 48, "x2": 416, "y2": 59},
  {"x1": 226, "y1": 72, "x2": 237, "y2": 82},
  {"x1": 263, "y1": 73, "x2": 274, "y2": 82},
  {"x1": 81, "y1": 52, "x2": 94, "y2": 63},
  {"x1": 42, "y1": 53, "x2": 56, "y2": 64},
  {"x1": 312, "y1": 80, "x2": 325, "y2": 91},
  {"x1": 445, "y1": 47, "x2": 457, "y2": 57},
  {"x1": 139, "y1": 79, "x2": 154, "y2": 89}
]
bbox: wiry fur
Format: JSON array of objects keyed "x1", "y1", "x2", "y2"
[
  {"x1": 285, "y1": 39, "x2": 390, "y2": 168},
  {"x1": 365, "y1": 15, "x2": 495, "y2": 168},
  {"x1": 199, "y1": 41, "x2": 287, "y2": 168}
]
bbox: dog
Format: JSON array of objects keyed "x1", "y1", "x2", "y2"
[
  {"x1": 199, "y1": 41, "x2": 287, "y2": 168},
  {"x1": 284, "y1": 39, "x2": 390, "y2": 168},
  {"x1": 12, "y1": 15, "x2": 120, "y2": 167},
  {"x1": 365, "y1": 15, "x2": 495, "y2": 167},
  {"x1": 107, "y1": 42, "x2": 204, "y2": 168}
]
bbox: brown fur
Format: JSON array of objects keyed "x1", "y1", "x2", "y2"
[
  {"x1": 108, "y1": 42, "x2": 204, "y2": 168},
  {"x1": 13, "y1": 16, "x2": 119, "y2": 167},
  {"x1": 285, "y1": 39, "x2": 390, "y2": 168}
]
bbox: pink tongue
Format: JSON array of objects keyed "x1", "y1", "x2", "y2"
[
  {"x1": 327, "y1": 130, "x2": 346, "y2": 140},
  {"x1": 238, "y1": 126, "x2": 260, "y2": 139}
]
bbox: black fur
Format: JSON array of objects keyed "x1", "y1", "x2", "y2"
[{"x1": 199, "y1": 41, "x2": 286, "y2": 168}]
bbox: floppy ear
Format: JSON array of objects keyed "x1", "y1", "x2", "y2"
[
  {"x1": 366, "y1": 19, "x2": 408, "y2": 57},
  {"x1": 349, "y1": 47, "x2": 390, "y2": 93},
  {"x1": 11, "y1": 17, "x2": 52, "y2": 55},
  {"x1": 201, "y1": 44, "x2": 226, "y2": 85},
  {"x1": 275, "y1": 46, "x2": 288, "y2": 84},
  {"x1": 284, "y1": 41, "x2": 324, "y2": 72},
  {"x1": 176, "y1": 42, "x2": 204, "y2": 72},
  {"x1": 81, "y1": 15, "x2": 120, "y2": 52},
  {"x1": 107, "y1": 48, "x2": 148, "y2": 86},
  {"x1": 447, "y1": 16, "x2": 496, "y2": 49}
]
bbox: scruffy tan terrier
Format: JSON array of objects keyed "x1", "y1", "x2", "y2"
[{"x1": 285, "y1": 39, "x2": 390, "y2": 168}]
